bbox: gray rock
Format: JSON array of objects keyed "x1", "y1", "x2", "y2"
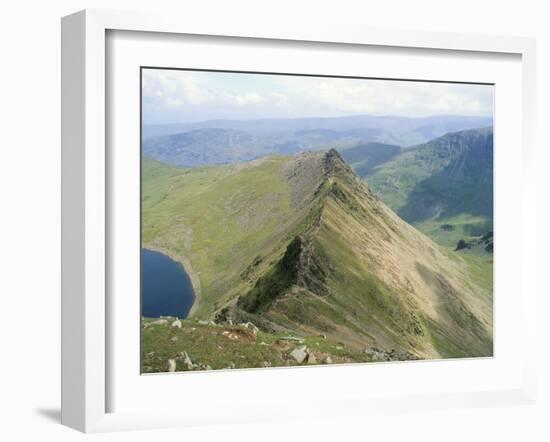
[
  {"x1": 171, "y1": 319, "x2": 182, "y2": 328},
  {"x1": 245, "y1": 322, "x2": 259, "y2": 334},
  {"x1": 144, "y1": 318, "x2": 169, "y2": 328},
  {"x1": 280, "y1": 336, "x2": 305, "y2": 343},
  {"x1": 364, "y1": 346, "x2": 418, "y2": 362},
  {"x1": 290, "y1": 346, "x2": 309, "y2": 364},
  {"x1": 178, "y1": 351, "x2": 194, "y2": 370},
  {"x1": 167, "y1": 359, "x2": 177, "y2": 372}
]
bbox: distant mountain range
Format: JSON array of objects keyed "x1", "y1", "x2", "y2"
[
  {"x1": 342, "y1": 127, "x2": 493, "y2": 246},
  {"x1": 142, "y1": 114, "x2": 492, "y2": 167},
  {"x1": 141, "y1": 149, "x2": 493, "y2": 368}
]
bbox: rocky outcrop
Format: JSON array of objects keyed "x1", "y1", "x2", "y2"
[
  {"x1": 455, "y1": 231, "x2": 493, "y2": 253},
  {"x1": 290, "y1": 346, "x2": 309, "y2": 364},
  {"x1": 364, "y1": 347, "x2": 420, "y2": 362},
  {"x1": 143, "y1": 319, "x2": 169, "y2": 328}
]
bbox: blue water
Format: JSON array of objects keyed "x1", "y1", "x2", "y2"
[{"x1": 141, "y1": 248, "x2": 195, "y2": 318}]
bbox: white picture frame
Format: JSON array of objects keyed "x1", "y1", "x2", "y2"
[{"x1": 61, "y1": 9, "x2": 537, "y2": 433}]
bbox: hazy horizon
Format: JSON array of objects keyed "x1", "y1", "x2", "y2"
[
  {"x1": 142, "y1": 68, "x2": 494, "y2": 126},
  {"x1": 143, "y1": 112, "x2": 494, "y2": 127}
]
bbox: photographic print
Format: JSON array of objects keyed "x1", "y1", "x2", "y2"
[{"x1": 140, "y1": 68, "x2": 494, "y2": 374}]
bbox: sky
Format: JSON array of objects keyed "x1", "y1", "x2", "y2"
[{"x1": 142, "y1": 68, "x2": 494, "y2": 125}]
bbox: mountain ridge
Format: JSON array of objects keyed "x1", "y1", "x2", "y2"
[
  {"x1": 346, "y1": 127, "x2": 493, "y2": 247},
  {"x1": 142, "y1": 149, "x2": 492, "y2": 360}
]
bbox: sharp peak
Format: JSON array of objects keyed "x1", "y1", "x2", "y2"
[
  {"x1": 325, "y1": 148, "x2": 344, "y2": 161},
  {"x1": 323, "y1": 148, "x2": 356, "y2": 178}
]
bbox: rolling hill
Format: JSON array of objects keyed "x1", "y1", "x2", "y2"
[
  {"x1": 143, "y1": 114, "x2": 492, "y2": 142},
  {"x1": 142, "y1": 115, "x2": 493, "y2": 168},
  {"x1": 142, "y1": 150, "x2": 493, "y2": 366}
]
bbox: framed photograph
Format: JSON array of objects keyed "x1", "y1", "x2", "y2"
[{"x1": 61, "y1": 9, "x2": 537, "y2": 432}]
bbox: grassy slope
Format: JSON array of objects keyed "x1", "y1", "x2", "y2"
[
  {"x1": 340, "y1": 142, "x2": 402, "y2": 178},
  {"x1": 260, "y1": 155, "x2": 491, "y2": 358},
  {"x1": 346, "y1": 128, "x2": 493, "y2": 248},
  {"x1": 141, "y1": 318, "x2": 375, "y2": 373},
  {"x1": 142, "y1": 155, "x2": 316, "y2": 317},
  {"x1": 142, "y1": 151, "x2": 493, "y2": 371}
]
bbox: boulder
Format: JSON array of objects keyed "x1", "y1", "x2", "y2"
[
  {"x1": 167, "y1": 359, "x2": 177, "y2": 372},
  {"x1": 144, "y1": 319, "x2": 168, "y2": 328},
  {"x1": 178, "y1": 351, "x2": 194, "y2": 370},
  {"x1": 171, "y1": 319, "x2": 182, "y2": 328},
  {"x1": 244, "y1": 322, "x2": 259, "y2": 334},
  {"x1": 280, "y1": 336, "x2": 305, "y2": 343},
  {"x1": 290, "y1": 346, "x2": 309, "y2": 364},
  {"x1": 324, "y1": 356, "x2": 333, "y2": 364}
]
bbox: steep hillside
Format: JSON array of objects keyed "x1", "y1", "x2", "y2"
[
  {"x1": 142, "y1": 151, "x2": 492, "y2": 363},
  {"x1": 359, "y1": 127, "x2": 493, "y2": 246},
  {"x1": 340, "y1": 142, "x2": 402, "y2": 177}
]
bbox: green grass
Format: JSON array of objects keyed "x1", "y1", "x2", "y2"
[
  {"x1": 357, "y1": 128, "x2": 493, "y2": 248},
  {"x1": 413, "y1": 213, "x2": 493, "y2": 248},
  {"x1": 142, "y1": 156, "x2": 307, "y2": 317},
  {"x1": 142, "y1": 151, "x2": 493, "y2": 363},
  {"x1": 141, "y1": 318, "x2": 375, "y2": 373}
]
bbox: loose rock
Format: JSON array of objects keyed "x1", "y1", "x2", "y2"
[
  {"x1": 178, "y1": 351, "x2": 194, "y2": 370},
  {"x1": 290, "y1": 346, "x2": 309, "y2": 364},
  {"x1": 144, "y1": 319, "x2": 168, "y2": 328},
  {"x1": 280, "y1": 336, "x2": 305, "y2": 343},
  {"x1": 171, "y1": 319, "x2": 182, "y2": 328}
]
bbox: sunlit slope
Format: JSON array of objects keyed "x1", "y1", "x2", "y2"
[
  {"x1": 142, "y1": 150, "x2": 492, "y2": 358},
  {"x1": 142, "y1": 153, "x2": 325, "y2": 317},
  {"x1": 365, "y1": 127, "x2": 493, "y2": 246}
]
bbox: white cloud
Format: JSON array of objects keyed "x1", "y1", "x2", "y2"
[
  {"x1": 142, "y1": 69, "x2": 493, "y2": 124},
  {"x1": 278, "y1": 76, "x2": 493, "y2": 117},
  {"x1": 143, "y1": 70, "x2": 290, "y2": 115}
]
